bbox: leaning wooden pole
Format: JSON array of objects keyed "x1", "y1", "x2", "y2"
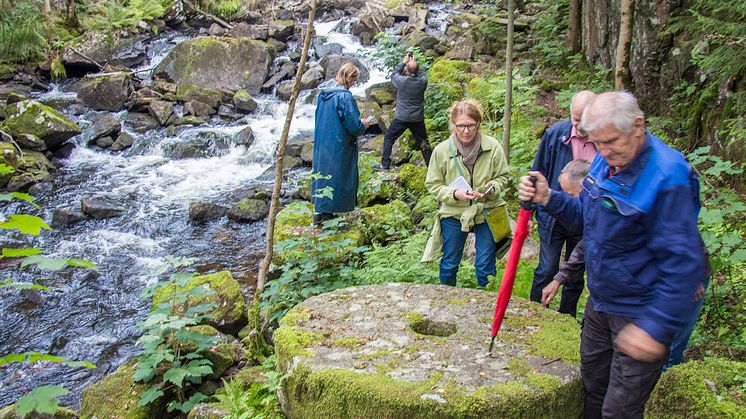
[
  {"x1": 255, "y1": 0, "x2": 317, "y2": 301},
  {"x1": 502, "y1": 0, "x2": 515, "y2": 163}
]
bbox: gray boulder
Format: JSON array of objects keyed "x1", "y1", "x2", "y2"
[
  {"x1": 61, "y1": 32, "x2": 148, "y2": 72},
  {"x1": 184, "y1": 101, "x2": 215, "y2": 118},
  {"x1": 85, "y1": 113, "x2": 121, "y2": 144},
  {"x1": 153, "y1": 36, "x2": 272, "y2": 95},
  {"x1": 15, "y1": 134, "x2": 46, "y2": 151},
  {"x1": 189, "y1": 201, "x2": 227, "y2": 223},
  {"x1": 320, "y1": 55, "x2": 369, "y2": 84},
  {"x1": 227, "y1": 198, "x2": 269, "y2": 222},
  {"x1": 233, "y1": 89, "x2": 258, "y2": 113},
  {"x1": 0, "y1": 100, "x2": 80, "y2": 150},
  {"x1": 52, "y1": 208, "x2": 88, "y2": 226},
  {"x1": 74, "y1": 72, "x2": 134, "y2": 112},
  {"x1": 81, "y1": 199, "x2": 125, "y2": 219},
  {"x1": 235, "y1": 126, "x2": 254, "y2": 147},
  {"x1": 313, "y1": 38, "x2": 343, "y2": 59},
  {"x1": 276, "y1": 81, "x2": 295, "y2": 101},
  {"x1": 125, "y1": 112, "x2": 158, "y2": 133},
  {"x1": 96, "y1": 136, "x2": 114, "y2": 148},
  {"x1": 300, "y1": 65, "x2": 325, "y2": 90},
  {"x1": 148, "y1": 100, "x2": 174, "y2": 126},
  {"x1": 110, "y1": 131, "x2": 134, "y2": 151},
  {"x1": 268, "y1": 20, "x2": 295, "y2": 42}
]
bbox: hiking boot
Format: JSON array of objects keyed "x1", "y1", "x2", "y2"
[{"x1": 372, "y1": 164, "x2": 391, "y2": 172}]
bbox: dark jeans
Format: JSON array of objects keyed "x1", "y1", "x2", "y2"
[
  {"x1": 440, "y1": 217, "x2": 496, "y2": 287},
  {"x1": 530, "y1": 222, "x2": 584, "y2": 316},
  {"x1": 382, "y1": 118, "x2": 432, "y2": 168},
  {"x1": 581, "y1": 303, "x2": 666, "y2": 419},
  {"x1": 663, "y1": 286, "x2": 707, "y2": 370}
]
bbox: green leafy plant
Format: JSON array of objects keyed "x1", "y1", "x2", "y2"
[
  {"x1": 363, "y1": 32, "x2": 432, "y2": 73},
  {"x1": 213, "y1": 356, "x2": 284, "y2": 418},
  {"x1": 134, "y1": 256, "x2": 218, "y2": 414},
  {"x1": 0, "y1": 0, "x2": 48, "y2": 63},
  {"x1": 79, "y1": 0, "x2": 169, "y2": 32},
  {"x1": 0, "y1": 353, "x2": 96, "y2": 417}
]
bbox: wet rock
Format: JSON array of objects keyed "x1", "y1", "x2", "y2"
[
  {"x1": 262, "y1": 61, "x2": 297, "y2": 92},
  {"x1": 151, "y1": 79, "x2": 177, "y2": 95},
  {"x1": 365, "y1": 81, "x2": 396, "y2": 106},
  {"x1": 208, "y1": 23, "x2": 225, "y2": 36},
  {"x1": 188, "y1": 201, "x2": 227, "y2": 223},
  {"x1": 281, "y1": 155, "x2": 303, "y2": 171},
  {"x1": 267, "y1": 38, "x2": 288, "y2": 54},
  {"x1": 14, "y1": 133, "x2": 46, "y2": 151},
  {"x1": 127, "y1": 87, "x2": 163, "y2": 112},
  {"x1": 73, "y1": 72, "x2": 134, "y2": 112},
  {"x1": 125, "y1": 112, "x2": 158, "y2": 133},
  {"x1": 61, "y1": 32, "x2": 149, "y2": 72},
  {"x1": 148, "y1": 100, "x2": 174, "y2": 126},
  {"x1": 184, "y1": 100, "x2": 216, "y2": 118},
  {"x1": 0, "y1": 100, "x2": 81, "y2": 151},
  {"x1": 6, "y1": 174, "x2": 38, "y2": 192},
  {"x1": 187, "y1": 403, "x2": 228, "y2": 419},
  {"x1": 285, "y1": 135, "x2": 311, "y2": 158},
  {"x1": 153, "y1": 36, "x2": 272, "y2": 94},
  {"x1": 52, "y1": 208, "x2": 88, "y2": 226},
  {"x1": 227, "y1": 198, "x2": 269, "y2": 222},
  {"x1": 275, "y1": 284, "x2": 583, "y2": 418},
  {"x1": 300, "y1": 65, "x2": 325, "y2": 90},
  {"x1": 276, "y1": 80, "x2": 295, "y2": 101},
  {"x1": 169, "y1": 115, "x2": 206, "y2": 127},
  {"x1": 176, "y1": 83, "x2": 222, "y2": 109},
  {"x1": 320, "y1": 55, "x2": 370, "y2": 84},
  {"x1": 235, "y1": 126, "x2": 254, "y2": 147},
  {"x1": 110, "y1": 131, "x2": 134, "y2": 151},
  {"x1": 95, "y1": 136, "x2": 114, "y2": 148},
  {"x1": 300, "y1": 142, "x2": 314, "y2": 164},
  {"x1": 162, "y1": 0, "x2": 185, "y2": 26},
  {"x1": 233, "y1": 89, "x2": 258, "y2": 113},
  {"x1": 85, "y1": 113, "x2": 121, "y2": 144},
  {"x1": 313, "y1": 37, "x2": 343, "y2": 59},
  {"x1": 0, "y1": 405, "x2": 76, "y2": 418},
  {"x1": 80, "y1": 363, "x2": 164, "y2": 419},
  {"x1": 5, "y1": 92, "x2": 27, "y2": 105},
  {"x1": 152, "y1": 271, "x2": 248, "y2": 335},
  {"x1": 81, "y1": 199, "x2": 126, "y2": 219},
  {"x1": 269, "y1": 19, "x2": 295, "y2": 42},
  {"x1": 402, "y1": 31, "x2": 442, "y2": 55}
]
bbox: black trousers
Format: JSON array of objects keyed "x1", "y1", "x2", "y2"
[
  {"x1": 381, "y1": 118, "x2": 432, "y2": 168},
  {"x1": 581, "y1": 303, "x2": 666, "y2": 419}
]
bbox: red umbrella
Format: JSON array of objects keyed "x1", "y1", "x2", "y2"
[{"x1": 489, "y1": 178, "x2": 535, "y2": 354}]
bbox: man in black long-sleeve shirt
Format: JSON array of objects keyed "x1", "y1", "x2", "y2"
[{"x1": 374, "y1": 53, "x2": 431, "y2": 171}]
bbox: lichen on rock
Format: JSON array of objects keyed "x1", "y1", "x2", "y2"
[{"x1": 0, "y1": 100, "x2": 80, "y2": 150}]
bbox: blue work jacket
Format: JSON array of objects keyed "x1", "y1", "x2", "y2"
[
  {"x1": 311, "y1": 79, "x2": 366, "y2": 213},
  {"x1": 543, "y1": 132, "x2": 707, "y2": 345},
  {"x1": 531, "y1": 120, "x2": 579, "y2": 238}
]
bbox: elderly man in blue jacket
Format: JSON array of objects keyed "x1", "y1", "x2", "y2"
[
  {"x1": 519, "y1": 91, "x2": 708, "y2": 419},
  {"x1": 530, "y1": 90, "x2": 596, "y2": 317}
]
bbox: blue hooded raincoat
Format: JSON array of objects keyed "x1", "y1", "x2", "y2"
[{"x1": 311, "y1": 79, "x2": 366, "y2": 213}]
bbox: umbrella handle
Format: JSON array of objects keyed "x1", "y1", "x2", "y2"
[{"x1": 520, "y1": 175, "x2": 538, "y2": 211}]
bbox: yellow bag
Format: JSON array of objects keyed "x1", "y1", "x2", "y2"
[{"x1": 484, "y1": 206, "x2": 511, "y2": 243}]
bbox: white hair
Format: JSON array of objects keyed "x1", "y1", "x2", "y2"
[{"x1": 581, "y1": 91, "x2": 644, "y2": 135}]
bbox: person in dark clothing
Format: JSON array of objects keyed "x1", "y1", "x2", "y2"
[
  {"x1": 529, "y1": 90, "x2": 596, "y2": 316},
  {"x1": 519, "y1": 91, "x2": 708, "y2": 419},
  {"x1": 312, "y1": 62, "x2": 372, "y2": 226},
  {"x1": 374, "y1": 52, "x2": 431, "y2": 171},
  {"x1": 540, "y1": 159, "x2": 590, "y2": 316}
]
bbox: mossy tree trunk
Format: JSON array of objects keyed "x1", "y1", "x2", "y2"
[
  {"x1": 502, "y1": 0, "x2": 514, "y2": 162},
  {"x1": 614, "y1": 0, "x2": 634, "y2": 89},
  {"x1": 566, "y1": 0, "x2": 581, "y2": 53}
]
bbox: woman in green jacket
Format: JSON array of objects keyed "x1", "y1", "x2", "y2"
[{"x1": 423, "y1": 99, "x2": 510, "y2": 287}]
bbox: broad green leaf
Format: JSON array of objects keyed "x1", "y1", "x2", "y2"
[
  {"x1": 15, "y1": 385, "x2": 69, "y2": 416},
  {"x1": 0, "y1": 353, "x2": 26, "y2": 365},
  {"x1": 21, "y1": 256, "x2": 68, "y2": 271},
  {"x1": 0, "y1": 280, "x2": 49, "y2": 291},
  {"x1": 163, "y1": 367, "x2": 188, "y2": 387},
  {"x1": 0, "y1": 214, "x2": 51, "y2": 235},
  {"x1": 2, "y1": 247, "x2": 42, "y2": 257},
  {"x1": 179, "y1": 392, "x2": 209, "y2": 413},
  {"x1": 66, "y1": 258, "x2": 98, "y2": 271},
  {"x1": 0, "y1": 164, "x2": 14, "y2": 176},
  {"x1": 137, "y1": 386, "x2": 164, "y2": 407},
  {"x1": 731, "y1": 248, "x2": 746, "y2": 264},
  {"x1": 0, "y1": 192, "x2": 40, "y2": 209}
]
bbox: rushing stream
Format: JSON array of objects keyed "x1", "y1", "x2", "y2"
[{"x1": 0, "y1": 4, "x2": 451, "y2": 409}]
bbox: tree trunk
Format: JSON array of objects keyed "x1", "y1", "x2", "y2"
[
  {"x1": 502, "y1": 0, "x2": 514, "y2": 162},
  {"x1": 43, "y1": 0, "x2": 50, "y2": 17},
  {"x1": 566, "y1": 0, "x2": 581, "y2": 53},
  {"x1": 615, "y1": 0, "x2": 634, "y2": 89},
  {"x1": 254, "y1": 0, "x2": 317, "y2": 301}
]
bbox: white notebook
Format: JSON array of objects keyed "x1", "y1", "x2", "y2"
[{"x1": 449, "y1": 175, "x2": 472, "y2": 192}]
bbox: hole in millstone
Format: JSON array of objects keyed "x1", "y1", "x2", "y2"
[{"x1": 408, "y1": 313, "x2": 457, "y2": 337}]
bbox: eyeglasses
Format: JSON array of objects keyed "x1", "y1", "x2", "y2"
[{"x1": 455, "y1": 123, "x2": 478, "y2": 132}]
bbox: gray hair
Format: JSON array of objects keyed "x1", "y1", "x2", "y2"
[
  {"x1": 561, "y1": 159, "x2": 591, "y2": 185},
  {"x1": 581, "y1": 91, "x2": 644, "y2": 135}
]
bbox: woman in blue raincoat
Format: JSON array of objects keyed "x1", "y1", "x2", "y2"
[{"x1": 311, "y1": 62, "x2": 371, "y2": 225}]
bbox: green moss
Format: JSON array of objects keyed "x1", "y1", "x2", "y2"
[
  {"x1": 273, "y1": 326, "x2": 322, "y2": 370},
  {"x1": 447, "y1": 297, "x2": 469, "y2": 306},
  {"x1": 280, "y1": 305, "x2": 312, "y2": 327},
  {"x1": 0, "y1": 405, "x2": 77, "y2": 418},
  {"x1": 0, "y1": 100, "x2": 80, "y2": 145},
  {"x1": 80, "y1": 363, "x2": 164, "y2": 419},
  {"x1": 503, "y1": 306, "x2": 581, "y2": 363},
  {"x1": 274, "y1": 201, "x2": 314, "y2": 243},
  {"x1": 175, "y1": 83, "x2": 221, "y2": 108},
  {"x1": 507, "y1": 357, "x2": 533, "y2": 376},
  {"x1": 397, "y1": 163, "x2": 428, "y2": 198},
  {"x1": 152, "y1": 271, "x2": 247, "y2": 335},
  {"x1": 231, "y1": 366, "x2": 268, "y2": 388},
  {"x1": 525, "y1": 373, "x2": 562, "y2": 391},
  {"x1": 645, "y1": 359, "x2": 746, "y2": 418},
  {"x1": 331, "y1": 337, "x2": 365, "y2": 348},
  {"x1": 359, "y1": 348, "x2": 396, "y2": 360}
]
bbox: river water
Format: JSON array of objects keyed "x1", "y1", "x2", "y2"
[{"x1": 0, "y1": 5, "x2": 450, "y2": 409}]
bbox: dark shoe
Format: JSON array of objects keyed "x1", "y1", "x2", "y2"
[{"x1": 372, "y1": 164, "x2": 390, "y2": 172}]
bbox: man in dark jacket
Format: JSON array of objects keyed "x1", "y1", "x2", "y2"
[
  {"x1": 519, "y1": 91, "x2": 708, "y2": 419},
  {"x1": 374, "y1": 53, "x2": 431, "y2": 171},
  {"x1": 529, "y1": 90, "x2": 596, "y2": 317}
]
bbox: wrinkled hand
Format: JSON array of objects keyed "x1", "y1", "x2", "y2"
[
  {"x1": 541, "y1": 280, "x2": 561, "y2": 307},
  {"x1": 518, "y1": 171, "x2": 551, "y2": 206},
  {"x1": 616, "y1": 324, "x2": 667, "y2": 362},
  {"x1": 454, "y1": 190, "x2": 484, "y2": 201}
]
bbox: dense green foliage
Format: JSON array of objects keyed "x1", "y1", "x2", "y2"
[
  {"x1": 0, "y1": 0, "x2": 48, "y2": 62},
  {"x1": 135, "y1": 257, "x2": 217, "y2": 414},
  {"x1": 213, "y1": 356, "x2": 284, "y2": 418},
  {"x1": 79, "y1": 0, "x2": 169, "y2": 32}
]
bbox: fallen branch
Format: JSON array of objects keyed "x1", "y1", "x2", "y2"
[
  {"x1": 183, "y1": 0, "x2": 234, "y2": 30},
  {"x1": 0, "y1": 129, "x2": 24, "y2": 158},
  {"x1": 68, "y1": 47, "x2": 103, "y2": 69}
]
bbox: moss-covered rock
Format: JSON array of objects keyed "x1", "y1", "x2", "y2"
[
  {"x1": 0, "y1": 100, "x2": 80, "y2": 150},
  {"x1": 80, "y1": 363, "x2": 164, "y2": 419},
  {"x1": 645, "y1": 358, "x2": 746, "y2": 418},
  {"x1": 227, "y1": 198, "x2": 269, "y2": 222},
  {"x1": 176, "y1": 84, "x2": 222, "y2": 109},
  {"x1": 153, "y1": 36, "x2": 272, "y2": 94},
  {"x1": 184, "y1": 325, "x2": 244, "y2": 379},
  {"x1": 231, "y1": 365, "x2": 269, "y2": 388},
  {"x1": 357, "y1": 152, "x2": 406, "y2": 206},
  {"x1": 361, "y1": 200, "x2": 413, "y2": 244},
  {"x1": 412, "y1": 194, "x2": 438, "y2": 228},
  {"x1": 397, "y1": 163, "x2": 428, "y2": 198},
  {"x1": 74, "y1": 72, "x2": 134, "y2": 112},
  {"x1": 152, "y1": 271, "x2": 248, "y2": 335},
  {"x1": 275, "y1": 284, "x2": 583, "y2": 418},
  {"x1": 233, "y1": 89, "x2": 258, "y2": 113},
  {"x1": 186, "y1": 403, "x2": 227, "y2": 419},
  {"x1": 0, "y1": 405, "x2": 77, "y2": 418}
]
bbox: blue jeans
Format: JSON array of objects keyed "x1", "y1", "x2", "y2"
[
  {"x1": 440, "y1": 217, "x2": 496, "y2": 287},
  {"x1": 663, "y1": 286, "x2": 707, "y2": 371}
]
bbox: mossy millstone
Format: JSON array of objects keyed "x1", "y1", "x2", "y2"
[
  {"x1": 645, "y1": 358, "x2": 746, "y2": 418},
  {"x1": 275, "y1": 284, "x2": 582, "y2": 418}
]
